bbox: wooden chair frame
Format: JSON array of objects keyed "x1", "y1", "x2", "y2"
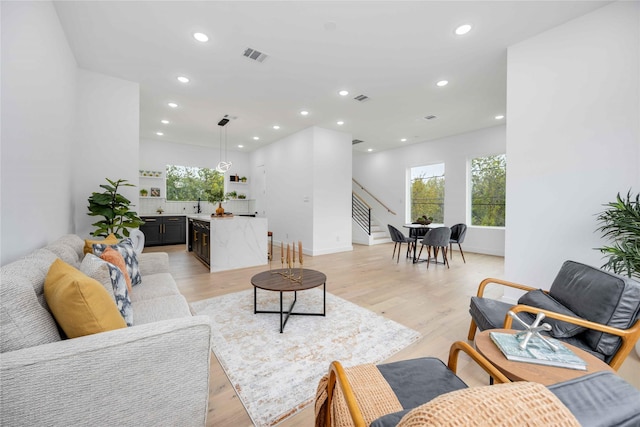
[
  {"x1": 467, "y1": 278, "x2": 640, "y2": 371},
  {"x1": 324, "y1": 341, "x2": 510, "y2": 427}
]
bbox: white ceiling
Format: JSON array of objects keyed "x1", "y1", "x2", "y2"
[{"x1": 53, "y1": 1, "x2": 609, "y2": 153}]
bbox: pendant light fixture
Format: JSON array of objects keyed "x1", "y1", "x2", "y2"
[{"x1": 215, "y1": 117, "x2": 232, "y2": 173}]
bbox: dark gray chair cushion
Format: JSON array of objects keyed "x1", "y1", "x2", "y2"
[
  {"x1": 549, "y1": 260, "x2": 640, "y2": 356},
  {"x1": 469, "y1": 297, "x2": 526, "y2": 332},
  {"x1": 549, "y1": 372, "x2": 640, "y2": 427},
  {"x1": 518, "y1": 289, "x2": 587, "y2": 338},
  {"x1": 370, "y1": 357, "x2": 468, "y2": 427}
]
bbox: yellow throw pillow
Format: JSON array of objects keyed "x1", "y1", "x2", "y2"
[
  {"x1": 44, "y1": 259, "x2": 127, "y2": 338},
  {"x1": 83, "y1": 233, "x2": 118, "y2": 255}
]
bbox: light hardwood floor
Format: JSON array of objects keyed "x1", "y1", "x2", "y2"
[{"x1": 145, "y1": 243, "x2": 640, "y2": 427}]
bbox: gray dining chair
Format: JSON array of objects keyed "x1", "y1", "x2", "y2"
[
  {"x1": 387, "y1": 224, "x2": 415, "y2": 263},
  {"x1": 449, "y1": 223, "x2": 467, "y2": 263},
  {"x1": 417, "y1": 226, "x2": 452, "y2": 268}
]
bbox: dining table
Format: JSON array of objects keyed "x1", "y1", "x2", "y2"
[{"x1": 403, "y1": 223, "x2": 432, "y2": 263}]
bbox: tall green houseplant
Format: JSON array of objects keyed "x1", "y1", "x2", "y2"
[
  {"x1": 88, "y1": 178, "x2": 145, "y2": 238},
  {"x1": 596, "y1": 191, "x2": 640, "y2": 280}
]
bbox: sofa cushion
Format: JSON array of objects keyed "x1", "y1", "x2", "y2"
[
  {"x1": 549, "y1": 260, "x2": 640, "y2": 356},
  {"x1": 45, "y1": 239, "x2": 82, "y2": 269},
  {"x1": 92, "y1": 238, "x2": 142, "y2": 287},
  {"x1": 83, "y1": 233, "x2": 118, "y2": 255},
  {"x1": 518, "y1": 290, "x2": 587, "y2": 338},
  {"x1": 132, "y1": 295, "x2": 191, "y2": 325},
  {"x1": 80, "y1": 254, "x2": 133, "y2": 326},
  {"x1": 129, "y1": 273, "x2": 181, "y2": 303},
  {"x1": 100, "y1": 247, "x2": 132, "y2": 292},
  {"x1": 44, "y1": 259, "x2": 127, "y2": 338},
  {"x1": 1, "y1": 257, "x2": 61, "y2": 353}
]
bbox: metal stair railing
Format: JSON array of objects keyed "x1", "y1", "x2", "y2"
[{"x1": 352, "y1": 193, "x2": 371, "y2": 235}]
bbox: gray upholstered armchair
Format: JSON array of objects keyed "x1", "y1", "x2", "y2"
[{"x1": 468, "y1": 260, "x2": 640, "y2": 370}]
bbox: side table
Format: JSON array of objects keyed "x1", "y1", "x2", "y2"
[{"x1": 475, "y1": 329, "x2": 615, "y2": 385}]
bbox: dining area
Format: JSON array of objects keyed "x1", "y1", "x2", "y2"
[{"x1": 388, "y1": 223, "x2": 467, "y2": 268}]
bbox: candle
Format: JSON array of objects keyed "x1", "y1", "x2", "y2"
[
  {"x1": 293, "y1": 242, "x2": 296, "y2": 266},
  {"x1": 298, "y1": 241, "x2": 303, "y2": 264},
  {"x1": 281, "y1": 242, "x2": 284, "y2": 264},
  {"x1": 287, "y1": 243, "x2": 290, "y2": 267}
]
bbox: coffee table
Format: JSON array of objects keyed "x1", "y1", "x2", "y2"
[
  {"x1": 475, "y1": 329, "x2": 615, "y2": 385},
  {"x1": 251, "y1": 268, "x2": 326, "y2": 333}
]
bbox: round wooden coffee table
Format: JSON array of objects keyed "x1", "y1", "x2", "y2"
[
  {"x1": 475, "y1": 329, "x2": 615, "y2": 385},
  {"x1": 251, "y1": 268, "x2": 326, "y2": 333}
]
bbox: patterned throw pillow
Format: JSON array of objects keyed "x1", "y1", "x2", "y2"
[
  {"x1": 93, "y1": 238, "x2": 141, "y2": 286},
  {"x1": 100, "y1": 247, "x2": 133, "y2": 293},
  {"x1": 80, "y1": 254, "x2": 133, "y2": 326}
]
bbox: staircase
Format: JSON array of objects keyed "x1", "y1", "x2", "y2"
[
  {"x1": 352, "y1": 190, "x2": 392, "y2": 246},
  {"x1": 369, "y1": 221, "x2": 392, "y2": 245}
]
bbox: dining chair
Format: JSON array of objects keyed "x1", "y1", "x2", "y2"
[
  {"x1": 449, "y1": 223, "x2": 467, "y2": 263},
  {"x1": 417, "y1": 226, "x2": 451, "y2": 268},
  {"x1": 387, "y1": 224, "x2": 415, "y2": 263}
]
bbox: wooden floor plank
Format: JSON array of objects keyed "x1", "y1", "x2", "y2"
[{"x1": 144, "y1": 243, "x2": 640, "y2": 426}]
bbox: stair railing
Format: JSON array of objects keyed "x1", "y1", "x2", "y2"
[
  {"x1": 352, "y1": 178, "x2": 396, "y2": 215},
  {"x1": 352, "y1": 193, "x2": 371, "y2": 235}
]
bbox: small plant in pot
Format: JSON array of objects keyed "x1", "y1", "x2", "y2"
[
  {"x1": 238, "y1": 193, "x2": 246, "y2": 200},
  {"x1": 88, "y1": 178, "x2": 145, "y2": 238},
  {"x1": 206, "y1": 188, "x2": 228, "y2": 216},
  {"x1": 139, "y1": 189, "x2": 148, "y2": 197},
  {"x1": 596, "y1": 191, "x2": 640, "y2": 280}
]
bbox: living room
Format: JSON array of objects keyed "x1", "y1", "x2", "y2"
[{"x1": 2, "y1": 1, "x2": 639, "y2": 425}]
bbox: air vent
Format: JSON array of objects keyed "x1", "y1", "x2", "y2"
[
  {"x1": 352, "y1": 139, "x2": 364, "y2": 145},
  {"x1": 243, "y1": 47, "x2": 268, "y2": 63},
  {"x1": 353, "y1": 94, "x2": 369, "y2": 102},
  {"x1": 424, "y1": 115, "x2": 437, "y2": 120}
]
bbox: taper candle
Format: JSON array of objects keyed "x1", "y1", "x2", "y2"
[
  {"x1": 287, "y1": 243, "x2": 291, "y2": 267},
  {"x1": 281, "y1": 242, "x2": 284, "y2": 264},
  {"x1": 292, "y1": 242, "x2": 296, "y2": 265},
  {"x1": 298, "y1": 241, "x2": 303, "y2": 264}
]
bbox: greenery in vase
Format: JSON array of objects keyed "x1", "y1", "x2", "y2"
[
  {"x1": 88, "y1": 178, "x2": 145, "y2": 238},
  {"x1": 596, "y1": 191, "x2": 640, "y2": 279},
  {"x1": 205, "y1": 187, "x2": 227, "y2": 204}
]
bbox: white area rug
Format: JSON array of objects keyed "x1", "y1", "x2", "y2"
[{"x1": 190, "y1": 288, "x2": 421, "y2": 426}]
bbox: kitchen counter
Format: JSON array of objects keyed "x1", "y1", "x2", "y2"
[{"x1": 186, "y1": 215, "x2": 268, "y2": 272}]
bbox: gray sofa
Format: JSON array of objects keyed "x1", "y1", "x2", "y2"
[{"x1": 0, "y1": 234, "x2": 212, "y2": 426}]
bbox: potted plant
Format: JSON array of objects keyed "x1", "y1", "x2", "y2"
[
  {"x1": 87, "y1": 178, "x2": 145, "y2": 238},
  {"x1": 206, "y1": 188, "x2": 228, "y2": 216},
  {"x1": 238, "y1": 193, "x2": 246, "y2": 199},
  {"x1": 140, "y1": 189, "x2": 148, "y2": 197},
  {"x1": 226, "y1": 191, "x2": 237, "y2": 199},
  {"x1": 596, "y1": 191, "x2": 640, "y2": 280},
  {"x1": 240, "y1": 176, "x2": 247, "y2": 183}
]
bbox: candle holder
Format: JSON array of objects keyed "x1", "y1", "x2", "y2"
[{"x1": 271, "y1": 240, "x2": 304, "y2": 284}]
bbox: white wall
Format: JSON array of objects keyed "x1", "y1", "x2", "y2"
[
  {"x1": 73, "y1": 70, "x2": 139, "y2": 238},
  {"x1": 249, "y1": 126, "x2": 353, "y2": 255},
  {"x1": 505, "y1": 1, "x2": 640, "y2": 294},
  {"x1": 353, "y1": 125, "x2": 507, "y2": 256},
  {"x1": 1, "y1": 1, "x2": 77, "y2": 265}
]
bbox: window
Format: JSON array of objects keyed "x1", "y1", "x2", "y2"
[
  {"x1": 410, "y1": 163, "x2": 445, "y2": 223},
  {"x1": 165, "y1": 165, "x2": 224, "y2": 202},
  {"x1": 470, "y1": 154, "x2": 506, "y2": 227}
]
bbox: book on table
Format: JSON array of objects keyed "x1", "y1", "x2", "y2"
[{"x1": 489, "y1": 331, "x2": 587, "y2": 371}]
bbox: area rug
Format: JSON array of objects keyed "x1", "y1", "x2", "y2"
[{"x1": 190, "y1": 288, "x2": 421, "y2": 426}]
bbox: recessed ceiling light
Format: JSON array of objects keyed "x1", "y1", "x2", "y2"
[
  {"x1": 156, "y1": 132, "x2": 164, "y2": 136},
  {"x1": 367, "y1": 148, "x2": 373, "y2": 152},
  {"x1": 495, "y1": 115, "x2": 505, "y2": 120},
  {"x1": 238, "y1": 145, "x2": 244, "y2": 148},
  {"x1": 193, "y1": 32, "x2": 209, "y2": 42},
  {"x1": 177, "y1": 76, "x2": 190, "y2": 83},
  {"x1": 253, "y1": 136, "x2": 260, "y2": 140},
  {"x1": 337, "y1": 121, "x2": 344, "y2": 125},
  {"x1": 455, "y1": 24, "x2": 472, "y2": 35},
  {"x1": 401, "y1": 138, "x2": 407, "y2": 142},
  {"x1": 436, "y1": 80, "x2": 449, "y2": 87},
  {"x1": 161, "y1": 120, "x2": 169, "y2": 124},
  {"x1": 300, "y1": 110, "x2": 309, "y2": 116},
  {"x1": 338, "y1": 90, "x2": 349, "y2": 96},
  {"x1": 168, "y1": 102, "x2": 178, "y2": 108},
  {"x1": 273, "y1": 125, "x2": 280, "y2": 130}
]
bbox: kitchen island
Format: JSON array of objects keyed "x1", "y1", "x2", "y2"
[{"x1": 187, "y1": 214, "x2": 268, "y2": 272}]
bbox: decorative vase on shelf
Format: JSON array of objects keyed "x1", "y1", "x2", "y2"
[{"x1": 216, "y1": 202, "x2": 225, "y2": 216}]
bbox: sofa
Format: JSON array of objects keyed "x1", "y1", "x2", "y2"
[{"x1": 0, "y1": 234, "x2": 212, "y2": 426}]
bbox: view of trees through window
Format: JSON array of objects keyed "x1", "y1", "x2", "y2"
[
  {"x1": 165, "y1": 165, "x2": 224, "y2": 202},
  {"x1": 410, "y1": 163, "x2": 445, "y2": 223},
  {"x1": 471, "y1": 154, "x2": 506, "y2": 227}
]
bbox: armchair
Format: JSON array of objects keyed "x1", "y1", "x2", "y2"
[
  {"x1": 468, "y1": 260, "x2": 640, "y2": 370},
  {"x1": 316, "y1": 341, "x2": 640, "y2": 427}
]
